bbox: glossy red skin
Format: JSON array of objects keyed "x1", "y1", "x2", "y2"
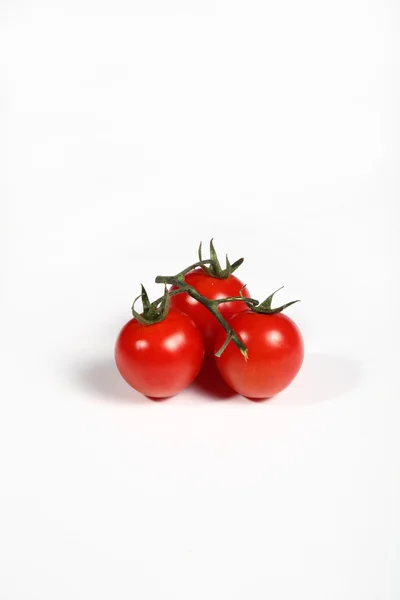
[
  {"x1": 215, "y1": 311, "x2": 304, "y2": 399},
  {"x1": 170, "y1": 269, "x2": 251, "y2": 355},
  {"x1": 115, "y1": 308, "x2": 204, "y2": 398}
]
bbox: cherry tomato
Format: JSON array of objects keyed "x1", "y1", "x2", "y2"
[
  {"x1": 170, "y1": 269, "x2": 251, "y2": 355},
  {"x1": 214, "y1": 311, "x2": 304, "y2": 398},
  {"x1": 115, "y1": 308, "x2": 204, "y2": 398}
]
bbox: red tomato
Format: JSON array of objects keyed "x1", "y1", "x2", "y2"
[
  {"x1": 115, "y1": 308, "x2": 204, "y2": 398},
  {"x1": 170, "y1": 269, "x2": 251, "y2": 355},
  {"x1": 214, "y1": 311, "x2": 304, "y2": 398}
]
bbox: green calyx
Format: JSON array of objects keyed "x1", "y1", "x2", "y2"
[
  {"x1": 198, "y1": 239, "x2": 244, "y2": 279},
  {"x1": 132, "y1": 284, "x2": 171, "y2": 325},
  {"x1": 250, "y1": 286, "x2": 300, "y2": 315}
]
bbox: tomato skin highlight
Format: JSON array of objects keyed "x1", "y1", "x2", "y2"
[
  {"x1": 115, "y1": 308, "x2": 204, "y2": 398},
  {"x1": 169, "y1": 269, "x2": 251, "y2": 355},
  {"x1": 214, "y1": 311, "x2": 304, "y2": 398}
]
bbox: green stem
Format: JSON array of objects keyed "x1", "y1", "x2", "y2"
[
  {"x1": 214, "y1": 296, "x2": 258, "y2": 307},
  {"x1": 151, "y1": 287, "x2": 184, "y2": 309},
  {"x1": 155, "y1": 273, "x2": 250, "y2": 358},
  {"x1": 151, "y1": 261, "x2": 215, "y2": 308},
  {"x1": 179, "y1": 259, "x2": 213, "y2": 278},
  {"x1": 214, "y1": 331, "x2": 233, "y2": 358}
]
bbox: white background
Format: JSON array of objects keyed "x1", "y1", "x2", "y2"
[{"x1": 1, "y1": 1, "x2": 399, "y2": 598}]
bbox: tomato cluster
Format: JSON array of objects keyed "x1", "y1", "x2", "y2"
[{"x1": 115, "y1": 241, "x2": 304, "y2": 400}]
